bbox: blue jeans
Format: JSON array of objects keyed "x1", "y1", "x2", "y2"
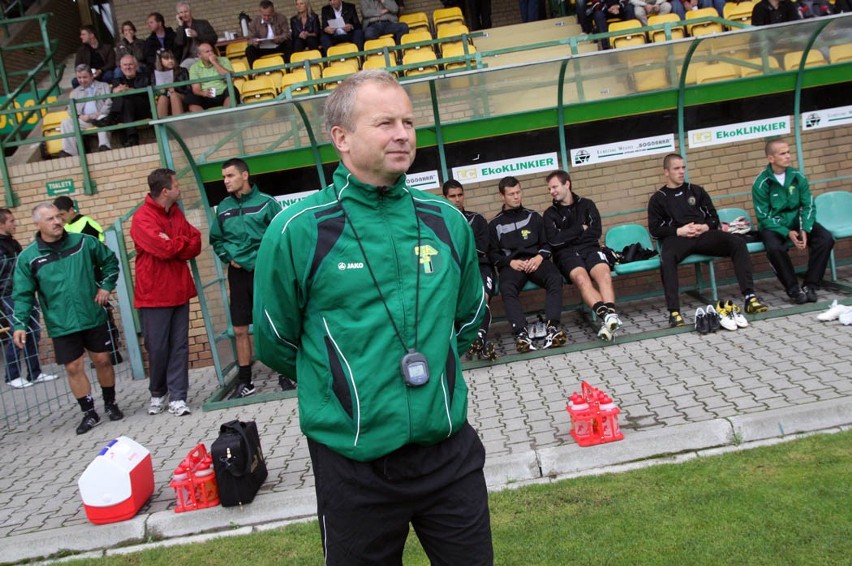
[
  {"x1": 364, "y1": 20, "x2": 409, "y2": 42},
  {"x1": 2, "y1": 299, "x2": 42, "y2": 383}
]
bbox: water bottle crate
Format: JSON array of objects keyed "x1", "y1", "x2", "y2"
[
  {"x1": 169, "y1": 443, "x2": 220, "y2": 513},
  {"x1": 566, "y1": 381, "x2": 624, "y2": 447}
]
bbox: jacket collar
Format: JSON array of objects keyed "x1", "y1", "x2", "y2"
[
  {"x1": 333, "y1": 164, "x2": 408, "y2": 208},
  {"x1": 36, "y1": 229, "x2": 69, "y2": 250}
]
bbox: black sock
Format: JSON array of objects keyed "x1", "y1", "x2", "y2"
[
  {"x1": 593, "y1": 302, "x2": 607, "y2": 317},
  {"x1": 77, "y1": 395, "x2": 95, "y2": 415},
  {"x1": 238, "y1": 365, "x2": 252, "y2": 384},
  {"x1": 605, "y1": 302, "x2": 616, "y2": 314},
  {"x1": 101, "y1": 386, "x2": 115, "y2": 405}
]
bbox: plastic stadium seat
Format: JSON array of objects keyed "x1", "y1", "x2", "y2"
[
  {"x1": 442, "y1": 42, "x2": 477, "y2": 69},
  {"x1": 782, "y1": 50, "x2": 828, "y2": 70},
  {"x1": 609, "y1": 20, "x2": 647, "y2": 50},
  {"x1": 225, "y1": 39, "x2": 248, "y2": 60},
  {"x1": 362, "y1": 56, "x2": 389, "y2": 70},
  {"x1": 686, "y1": 8, "x2": 724, "y2": 37},
  {"x1": 290, "y1": 49, "x2": 323, "y2": 78},
  {"x1": 364, "y1": 37, "x2": 396, "y2": 52},
  {"x1": 722, "y1": 1, "x2": 755, "y2": 28},
  {"x1": 326, "y1": 42, "x2": 360, "y2": 68},
  {"x1": 829, "y1": 44, "x2": 852, "y2": 64},
  {"x1": 604, "y1": 224, "x2": 661, "y2": 275},
  {"x1": 717, "y1": 208, "x2": 765, "y2": 253},
  {"x1": 230, "y1": 59, "x2": 249, "y2": 74},
  {"x1": 399, "y1": 12, "x2": 430, "y2": 32},
  {"x1": 280, "y1": 68, "x2": 310, "y2": 96},
  {"x1": 240, "y1": 76, "x2": 278, "y2": 103},
  {"x1": 401, "y1": 29, "x2": 434, "y2": 53},
  {"x1": 648, "y1": 14, "x2": 685, "y2": 43},
  {"x1": 251, "y1": 59, "x2": 285, "y2": 89},
  {"x1": 696, "y1": 62, "x2": 740, "y2": 84},
  {"x1": 252, "y1": 53, "x2": 284, "y2": 69},
  {"x1": 402, "y1": 49, "x2": 439, "y2": 76},
  {"x1": 738, "y1": 56, "x2": 781, "y2": 78},
  {"x1": 814, "y1": 191, "x2": 852, "y2": 281},
  {"x1": 433, "y1": 7, "x2": 465, "y2": 30},
  {"x1": 322, "y1": 64, "x2": 356, "y2": 90},
  {"x1": 437, "y1": 23, "x2": 471, "y2": 55},
  {"x1": 631, "y1": 64, "x2": 669, "y2": 91},
  {"x1": 41, "y1": 110, "x2": 69, "y2": 158}
]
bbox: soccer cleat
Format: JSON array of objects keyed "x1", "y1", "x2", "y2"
[
  {"x1": 230, "y1": 382, "x2": 256, "y2": 399},
  {"x1": 8, "y1": 377, "x2": 33, "y2": 389},
  {"x1": 76, "y1": 412, "x2": 101, "y2": 435},
  {"x1": 148, "y1": 396, "x2": 166, "y2": 415},
  {"x1": 789, "y1": 289, "x2": 808, "y2": 305},
  {"x1": 31, "y1": 372, "x2": 59, "y2": 383},
  {"x1": 604, "y1": 312, "x2": 623, "y2": 333},
  {"x1": 705, "y1": 305, "x2": 722, "y2": 333},
  {"x1": 727, "y1": 300, "x2": 749, "y2": 328},
  {"x1": 694, "y1": 307, "x2": 711, "y2": 334},
  {"x1": 104, "y1": 403, "x2": 124, "y2": 421},
  {"x1": 168, "y1": 400, "x2": 191, "y2": 416},
  {"x1": 515, "y1": 330, "x2": 536, "y2": 353},
  {"x1": 278, "y1": 374, "x2": 297, "y2": 391},
  {"x1": 468, "y1": 335, "x2": 484, "y2": 356},
  {"x1": 597, "y1": 323, "x2": 613, "y2": 342},
  {"x1": 542, "y1": 324, "x2": 568, "y2": 349},
  {"x1": 714, "y1": 301, "x2": 739, "y2": 331},
  {"x1": 817, "y1": 300, "x2": 852, "y2": 322},
  {"x1": 668, "y1": 311, "x2": 685, "y2": 328},
  {"x1": 481, "y1": 340, "x2": 498, "y2": 361},
  {"x1": 745, "y1": 296, "x2": 769, "y2": 314},
  {"x1": 802, "y1": 285, "x2": 818, "y2": 303}
]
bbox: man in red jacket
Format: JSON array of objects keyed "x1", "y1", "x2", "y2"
[{"x1": 130, "y1": 168, "x2": 201, "y2": 417}]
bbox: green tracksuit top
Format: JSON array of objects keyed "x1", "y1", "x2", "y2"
[
  {"x1": 752, "y1": 164, "x2": 815, "y2": 238},
  {"x1": 209, "y1": 185, "x2": 282, "y2": 272},
  {"x1": 12, "y1": 231, "x2": 119, "y2": 337},
  {"x1": 254, "y1": 164, "x2": 486, "y2": 462}
]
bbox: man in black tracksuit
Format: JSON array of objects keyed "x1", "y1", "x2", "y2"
[
  {"x1": 647, "y1": 154, "x2": 768, "y2": 327},
  {"x1": 488, "y1": 176, "x2": 567, "y2": 352},
  {"x1": 443, "y1": 179, "x2": 497, "y2": 359}
]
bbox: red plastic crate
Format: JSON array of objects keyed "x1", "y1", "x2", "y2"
[{"x1": 566, "y1": 381, "x2": 624, "y2": 447}]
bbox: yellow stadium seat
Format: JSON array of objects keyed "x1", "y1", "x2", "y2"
[
  {"x1": 362, "y1": 56, "x2": 389, "y2": 70},
  {"x1": 399, "y1": 12, "x2": 430, "y2": 32},
  {"x1": 696, "y1": 62, "x2": 739, "y2": 84},
  {"x1": 401, "y1": 29, "x2": 434, "y2": 52},
  {"x1": 225, "y1": 39, "x2": 248, "y2": 60},
  {"x1": 738, "y1": 56, "x2": 781, "y2": 78},
  {"x1": 322, "y1": 64, "x2": 356, "y2": 90},
  {"x1": 433, "y1": 7, "x2": 465, "y2": 30},
  {"x1": 648, "y1": 14, "x2": 685, "y2": 43},
  {"x1": 722, "y1": 1, "x2": 754, "y2": 28},
  {"x1": 41, "y1": 110, "x2": 69, "y2": 157},
  {"x1": 609, "y1": 19, "x2": 647, "y2": 50},
  {"x1": 829, "y1": 44, "x2": 852, "y2": 64},
  {"x1": 326, "y1": 42, "x2": 360, "y2": 67},
  {"x1": 402, "y1": 49, "x2": 439, "y2": 76},
  {"x1": 253, "y1": 53, "x2": 284, "y2": 69},
  {"x1": 230, "y1": 59, "x2": 249, "y2": 74},
  {"x1": 441, "y1": 41, "x2": 477, "y2": 68},
  {"x1": 252, "y1": 58, "x2": 286, "y2": 88},
  {"x1": 240, "y1": 76, "x2": 279, "y2": 103},
  {"x1": 290, "y1": 49, "x2": 323, "y2": 79},
  {"x1": 782, "y1": 50, "x2": 828, "y2": 70},
  {"x1": 365, "y1": 37, "x2": 396, "y2": 52},
  {"x1": 686, "y1": 8, "x2": 724, "y2": 37},
  {"x1": 280, "y1": 68, "x2": 311, "y2": 96}
]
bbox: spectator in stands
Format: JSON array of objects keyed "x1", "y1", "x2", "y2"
[
  {"x1": 173, "y1": 1, "x2": 218, "y2": 68},
  {"x1": 0, "y1": 208, "x2": 58, "y2": 389},
  {"x1": 143, "y1": 12, "x2": 178, "y2": 70},
  {"x1": 58, "y1": 65, "x2": 112, "y2": 157},
  {"x1": 752, "y1": 139, "x2": 834, "y2": 304},
  {"x1": 13, "y1": 203, "x2": 123, "y2": 434},
  {"x1": 247, "y1": 0, "x2": 293, "y2": 67},
  {"x1": 588, "y1": 0, "x2": 632, "y2": 49},
  {"x1": 321, "y1": 0, "x2": 364, "y2": 51},
  {"x1": 443, "y1": 179, "x2": 497, "y2": 359},
  {"x1": 670, "y1": 0, "x2": 698, "y2": 20},
  {"x1": 209, "y1": 158, "x2": 287, "y2": 398},
  {"x1": 184, "y1": 43, "x2": 239, "y2": 112},
  {"x1": 114, "y1": 21, "x2": 146, "y2": 75},
  {"x1": 92, "y1": 55, "x2": 152, "y2": 148},
  {"x1": 468, "y1": 0, "x2": 492, "y2": 30},
  {"x1": 543, "y1": 170, "x2": 624, "y2": 342},
  {"x1": 53, "y1": 196, "x2": 104, "y2": 241},
  {"x1": 631, "y1": 0, "x2": 673, "y2": 25},
  {"x1": 648, "y1": 153, "x2": 768, "y2": 328},
  {"x1": 488, "y1": 176, "x2": 569, "y2": 352},
  {"x1": 519, "y1": 0, "x2": 542, "y2": 23},
  {"x1": 131, "y1": 169, "x2": 201, "y2": 417},
  {"x1": 74, "y1": 25, "x2": 116, "y2": 87},
  {"x1": 361, "y1": 0, "x2": 409, "y2": 43},
  {"x1": 751, "y1": 0, "x2": 800, "y2": 25},
  {"x1": 291, "y1": 0, "x2": 322, "y2": 52},
  {"x1": 153, "y1": 49, "x2": 189, "y2": 118}
]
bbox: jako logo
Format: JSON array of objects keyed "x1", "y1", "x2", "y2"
[{"x1": 338, "y1": 262, "x2": 364, "y2": 270}]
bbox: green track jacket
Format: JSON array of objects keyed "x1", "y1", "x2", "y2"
[
  {"x1": 752, "y1": 164, "x2": 815, "y2": 238},
  {"x1": 209, "y1": 185, "x2": 282, "y2": 272},
  {"x1": 13, "y1": 231, "x2": 119, "y2": 337},
  {"x1": 254, "y1": 164, "x2": 486, "y2": 462}
]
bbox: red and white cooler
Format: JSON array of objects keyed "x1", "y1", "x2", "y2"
[{"x1": 78, "y1": 436, "x2": 154, "y2": 525}]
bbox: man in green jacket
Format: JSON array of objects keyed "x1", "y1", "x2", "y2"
[
  {"x1": 254, "y1": 70, "x2": 492, "y2": 565},
  {"x1": 12, "y1": 203, "x2": 123, "y2": 434},
  {"x1": 209, "y1": 157, "x2": 284, "y2": 397},
  {"x1": 753, "y1": 139, "x2": 834, "y2": 304}
]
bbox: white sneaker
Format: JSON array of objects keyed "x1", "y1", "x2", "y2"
[
  {"x1": 839, "y1": 308, "x2": 852, "y2": 326},
  {"x1": 31, "y1": 372, "x2": 59, "y2": 383},
  {"x1": 168, "y1": 400, "x2": 191, "y2": 416},
  {"x1": 727, "y1": 300, "x2": 749, "y2": 328},
  {"x1": 8, "y1": 377, "x2": 33, "y2": 389},
  {"x1": 597, "y1": 323, "x2": 613, "y2": 341},
  {"x1": 817, "y1": 300, "x2": 850, "y2": 322},
  {"x1": 604, "y1": 312, "x2": 623, "y2": 333},
  {"x1": 148, "y1": 396, "x2": 166, "y2": 415},
  {"x1": 715, "y1": 301, "x2": 738, "y2": 331}
]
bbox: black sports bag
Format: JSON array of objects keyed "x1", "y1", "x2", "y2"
[{"x1": 211, "y1": 419, "x2": 268, "y2": 507}]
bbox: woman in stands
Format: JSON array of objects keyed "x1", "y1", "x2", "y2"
[
  {"x1": 152, "y1": 49, "x2": 189, "y2": 118},
  {"x1": 115, "y1": 21, "x2": 147, "y2": 74},
  {"x1": 291, "y1": 0, "x2": 321, "y2": 52}
]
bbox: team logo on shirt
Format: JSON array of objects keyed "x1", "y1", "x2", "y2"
[
  {"x1": 521, "y1": 229, "x2": 531, "y2": 240},
  {"x1": 789, "y1": 185, "x2": 795, "y2": 195},
  {"x1": 688, "y1": 196, "x2": 696, "y2": 206},
  {"x1": 338, "y1": 262, "x2": 364, "y2": 270},
  {"x1": 415, "y1": 245, "x2": 438, "y2": 274}
]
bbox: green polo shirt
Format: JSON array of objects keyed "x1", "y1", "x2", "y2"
[{"x1": 189, "y1": 56, "x2": 233, "y2": 92}]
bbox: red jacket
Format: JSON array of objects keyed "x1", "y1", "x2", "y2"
[{"x1": 131, "y1": 194, "x2": 202, "y2": 308}]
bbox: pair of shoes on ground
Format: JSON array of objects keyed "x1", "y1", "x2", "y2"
[
  {"x1": 7, "y1": 372, "x2": 59, "y2": 389},
  {"x1": 597, "y1": 312, "x2": 623, "y2": 342},
  {"x1": 790, "y1": 285, "x2": 818, "y2": 304},
  {"x1": 148, "y1": 395, "x2": 191, "y2": 416},
  {"x1": 467, "y1": 333, "x2": 498, "y2": 360},
  {"x1": 516, "y1": 323, "x2": 569, "y2": 352},
  {"x1": 76, "y1": 402, "x2": 124, "y2": 434},
  {"x1": 715, "y1": 300, "x2": 751, "y2": 331},
  {"x1": 817, "y1": 300, "x2": 852, "y2": 324},
  {"x1": 695, "y1": 306, "x2": 723, "y2": 334}
]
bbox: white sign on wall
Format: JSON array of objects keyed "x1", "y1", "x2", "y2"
[
  {"x1": 688, "y1": 116, "x2": 790, "y2": 148},
  {"x1": 451, "y1": 152, "x2": 559, "y2": 183},
  {"x1": 276, "y1": 190, "x2": 318, "y2": 208},
  {"x1": 801, "y1": 106, "x2": 852, "y2": 131},
  {"x1": 406, "y1": 170, "x2": 440, "y2": 190},
  {"x1": 569, "y1": 134, "x2": 675, "y2": 167}
]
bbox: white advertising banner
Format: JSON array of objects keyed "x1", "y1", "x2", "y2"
[
  {"x1": 276, "y1": 190, "x2": 318, "y2": 208},
  {"x1": 451, "y1": 152, "x2": 559, "y2": 183},
  {"x1": 801, "y1": 106, "x2": 852, "y2": 131},
  {"x1": 406, "y1": 170, "x2": 441, "y2": 191},
  {"x1": 687, "y1": 116, "x2": 790, "y2": 148},
  {"x1": 569, "y1": 134, "x2": 675, "y2": 167}
]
